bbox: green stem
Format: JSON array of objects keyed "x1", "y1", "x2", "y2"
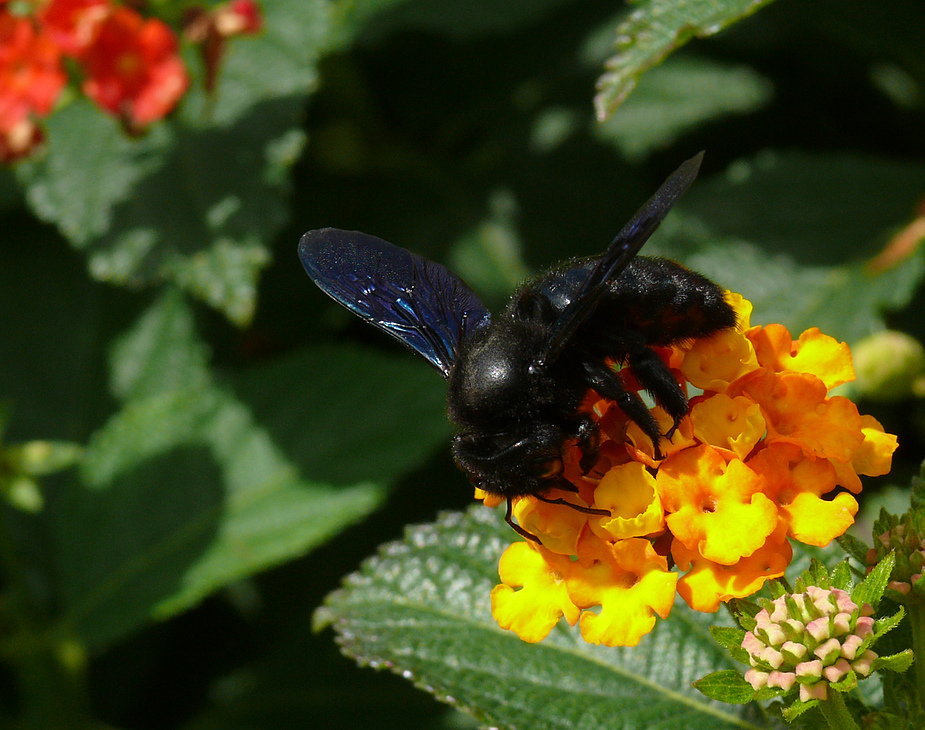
[
  {"x1": 909, "y1": 603, "x2": 925, "y2": 714},
  {"x1": 817, "y1": 690, "x2": 860, "y2": 730}
]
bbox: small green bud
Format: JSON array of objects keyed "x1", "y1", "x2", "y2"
[{"x1": 852, "y1": 331, "x2": 925, "y2": 401}]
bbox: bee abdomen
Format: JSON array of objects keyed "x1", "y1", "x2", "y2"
[{"x1": 600, "y1": 256, "x2": 736, "y2": 345}]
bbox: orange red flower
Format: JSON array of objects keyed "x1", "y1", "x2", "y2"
[
  {"x1": 0, "y1": 9, "x2": 66, "y2": 159},
  {"x1": 486, "y1": 293, "x2": 898, "y2": 646},
  {"x1": 0, "y1": 0, "x2": 263, "y2": 159},
  {"x1": 79, "y1": 7, "x2": 188, "y2": 130}
]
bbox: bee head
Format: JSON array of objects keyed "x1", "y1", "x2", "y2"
[{"x1": 451, "y1": 424, "x2": 565, "y2": 499}]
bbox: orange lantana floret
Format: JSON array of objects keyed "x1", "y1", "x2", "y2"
[{"x1": 657, "y1": 444, "x2": 778, "y2": 564}]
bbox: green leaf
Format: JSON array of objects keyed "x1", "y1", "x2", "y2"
[
  {"x1": 594, "y1": 0, "x2": 777, "y2": 120},
  {"x1": 47, "y1": 294, "x2": 397, "y2": 649},
  {"x1": 63, "y1": 383, "x2": 382, "y2": 649},
  {"x1": 317, "y1": 506, "x2": 766, "y2": 730},
  {"x1": 15, "y1": 0, "x2": 333, "y2": 324},
  {"x1": 872, "y1": 607, "x2": 905, "y2": 641},
  {"x1": 709, "y1": 626, "x2": 746, "y2": 652},
  {"x1": 874, "y1": 649, "x2": 914, "y2": 674},
  {"x1": 595, "y1": 56, "x2": 772, "y2": 160},
  {"x1": 664, "y1": 152, "x2": 925, "y2": 344},
  {"x1": 831, "y1": 560, "x2": 855, "y2": 592},
  {"x1": 180, "y1": 0, "x2": 332, "y2": 126},
  {"x1": 108, "y1": 287, "x2": 210, "y2": 401},
  {"x1": 3, "y1": 440, "x2": 83, "y2": 476},
  {"x1": 781, "y1": 698, "x2": 817, "y2": 722},
  {"x1": 836, "y1": 533, "x2": 872, "y2": 567},
  {"x1": 692, "y1": 669, "x2": 755, "y2": 704},
  {"x1": 16, "y1": 101, "x2": 172, "y2": 246},
  {"x1": 854, "y1": 552, "x2": 896, "y2": 610},
  {"x1": 231, "y1": 344, "x2": 451, "y2": 487}
]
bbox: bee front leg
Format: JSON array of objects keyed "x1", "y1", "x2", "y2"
[{"x1": 571, "y1": 413, "x2": 600, "y2": 473}]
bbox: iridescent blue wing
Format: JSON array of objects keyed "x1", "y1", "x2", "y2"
[
  {"x1": 299, "y1": 228, "x2": 492, "y2": 378},
  {"x1": 538, "y1": 152, "x2": 704, "y2": 365}
]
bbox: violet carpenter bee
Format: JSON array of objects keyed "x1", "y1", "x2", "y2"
[{"x1": 298, "y1": 152, "x2": 736, "y2": 541}]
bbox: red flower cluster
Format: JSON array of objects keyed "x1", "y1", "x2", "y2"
[{"x1": 0, "y1": 0, "x2": 262, "y2": 161}]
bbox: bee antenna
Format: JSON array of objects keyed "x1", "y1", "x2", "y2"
[
  {"x1": 505, "y1": 498, "x2": 542, "y2": 543},
  {"x1": 534, "y1": 494, "x2": 610, "y2": 517}
]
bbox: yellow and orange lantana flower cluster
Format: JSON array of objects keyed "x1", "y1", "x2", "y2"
[{"x1": 483, "y1": 294, "x2": 897, "y2": 647}]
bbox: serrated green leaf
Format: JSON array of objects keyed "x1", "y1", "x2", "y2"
[
  {"x1": 595, "y1": 56, "x2": 772, "y2": 160},
  {"x1": 15, "y1": 0, "x2": 333, "y2": 324},
  {"x1": 836, "y1": 533, "x2": 872, "y2": 566},
  {"x1": 318, "y1": 506, "x2": 767, "y2": 730},
  {"x1": 831, "y1": 560, "x2": 855, "y2": 592},
  {"x1": 594, "y1": 0, "x2": 777, "y2": 120},
  {"x1": 781, "y1": 698, "x2": 816, "y2": 722},
  {"x1": 692, "y1": 669, "x2": 755, "y2": 704},
  {"x1": 873, "y1": 607, "x2": 905, "y2": 641},
  {"x1": 874, "y1": 649, "x2": 914, "y2": 674},
  {"x1": 709, "y1": 626, "x2": 746, "y2": 652},
  {"x1": 855, "y1": 553, "x2": 896, "y2": 610},
  {"x1": 16, "y1": 101, "x2": 172, "y2": 245}
]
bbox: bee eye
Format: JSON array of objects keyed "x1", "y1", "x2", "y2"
[{"x1": 534, "y1": 457, "x2": 563, "y2": 480}]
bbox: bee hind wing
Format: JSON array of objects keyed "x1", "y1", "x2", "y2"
[{"x1": 539, "y1": 151, "x2": 704, "y2": 364}]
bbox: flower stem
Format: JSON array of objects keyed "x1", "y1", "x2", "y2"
[
  {"x1": 817, "y1": 691, "x2": 860, "y2": 730},
  {"x1": 909, "y1": 603, "x2": 925, "y2": 713}
]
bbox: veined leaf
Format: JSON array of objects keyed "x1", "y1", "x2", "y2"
[
  {"x1": 317, "y1": 506, "x2": 767, "y2": 730},
  {"x1": 594, "y1": 0, "x2": 777, "y2": 120}
]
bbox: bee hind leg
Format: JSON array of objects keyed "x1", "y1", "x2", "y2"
[
  {"x1": 582, "y1": 361, "x2": 665, "y2": 459},
  {"x1": 626, "y1": 346, "x2": 689, "y2": 442}
]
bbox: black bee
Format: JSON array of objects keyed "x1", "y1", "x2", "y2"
[{"x1": 299, "y1": 152, "x2": 736, "y2": 540}]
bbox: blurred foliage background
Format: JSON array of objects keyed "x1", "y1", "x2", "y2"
[{"x1": 2, "y1": 0, "x2": 925, "y2": 727}]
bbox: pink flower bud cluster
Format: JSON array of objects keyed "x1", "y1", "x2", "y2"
[{"x1": 742, "y1": 586, "x2": 877, "y2": 702}]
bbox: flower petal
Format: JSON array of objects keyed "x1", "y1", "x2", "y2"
[
  {"x1": 690, "y1": 392, "x2": 766, "y2": 459},
  {"x1": 749, "y1": 325, "x2": 854, "y2": 390},
  {"x1": 674, "y1": 528, "x2": 792, "y2": 612},
  {"x1": 658, "y1": 445, "x2": 778, "y2": 564},
  {"x1": 588, "y1": 461, "x2": 665, "y2": 541},
  {"x1": 491, "y1": 542, "x2": 580, "y2": 643},
  {"x1": 567, "y1": 536, "x2": 677, "y2": 646}
]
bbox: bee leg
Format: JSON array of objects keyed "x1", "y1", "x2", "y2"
[
  {"x1": 535, "y1": 493, "x2": 610, "y2": 517},
  {"x1": 572, "y1": 413, "x2": 600, "y2": 473},
  {"x1": 626, "y1": 346, "x2": 688, "y2": 441},
  {"x1": 505, "y1": 498, "x2": 541, "y2": 543},
  {"x1": 582, "y1": 361, "x2": 665, "y2": 459}
]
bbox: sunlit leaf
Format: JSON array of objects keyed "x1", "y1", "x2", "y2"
[
  {"x1": 317, "y1": 506, "x2": 764, "y2": 730},
  {"x1": 594, "y1": 0, "x2": 777, "y2": 120}
]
